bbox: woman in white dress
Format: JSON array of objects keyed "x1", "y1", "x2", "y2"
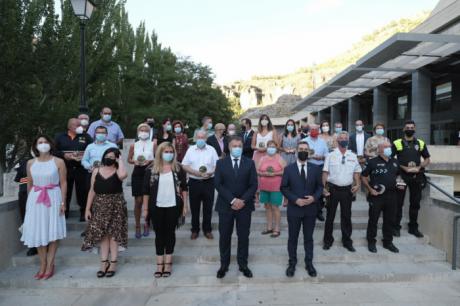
[{"x1": 20, "y1": 135, "x2": 67, "y2": 280}]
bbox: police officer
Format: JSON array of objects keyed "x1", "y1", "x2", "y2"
[
  {"x1": 362, "y1": 140, "x2": 403, "y2": 253},
  {"x1": 392, "y1": 120, "x2": 430, "y2": 238}
]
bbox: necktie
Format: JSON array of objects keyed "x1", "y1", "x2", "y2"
[
  {"x1": 233, "y1": 159, "x2": 239, "y2": 177},
  {"x1": 300, "y1": 164, "x2": 306, "y2": 185}
]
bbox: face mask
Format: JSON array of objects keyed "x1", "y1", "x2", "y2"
[
  {"x1": 228, "y1": 130, "x2": 236, "y2": 136},
  {"x1": 174, "y1": 127, "x2": 182, "y2": 134},
  {"x1": 261, "y1": 119, "x2": 269, "y2": 126},
  {"x1": 147, "y1": 121, "x2": 154, "y2": 127},
  {"x1": 76, "y1": 126, "x2": 84, "y2": 134},
  {"x1": 37, "y1": 143, "x2": 51, "y2": 153},
  {"x1": 375, "y1": 128, "x2": 385, "y2": 136},
  {"x1": 267, "y1": 147, "x2": 277, "y2": 156},
  {"x1": 95, "y1": 133, "x2": 106, "y2": 142},
  {"x1": 231, "y1": 147, "x2": 242, "y2": 158},
  {"x1": 207, "y1": 123, "x2": 213, "y2": 130},
  {"x1": 356, "y1": 126, "x2": 363, "y2": 132},
  {"x1": 338, "y1": 140, "x2": 349, "y2": 148},
  {"x1": 322, "y1": 126, "x2": 330, "y2": 133},
  {"x1": 298, "y1": 151, "x2": 308, "y2": 162},
  {"x1": 162, "y1": 152, "x2": 174, "y2": 162},
  {"x1": 196, "y1": 139, "x2": 206, "y2": 148},
  {"x1": 335, "y1": 127, "x2": 342, "y2": 134},
  {"x1": 310, "y1": 130, "x2": 319, "y2": 138},
  {"x1": 80, "y1": 119, "x2": 89, "y2": 127},
  {"x1": 165, "y1": 124, "x2": 172, "y2": 131},
  {"x1": 102, "y1": 114, "x2": 111, "y2": 122},
  {"x1": 404, "y1": 130, "x2": 415, "y2": 137},
  {"x1": 138, "y1": 132, "x2": 149, "y2": 140},
  {"x1": 241, "y1": 125, "x2": 246, "y2": 132},
  {"x1": 383, "y1": 147, "x2": 392, "y2": 157},
  {"x1": 286, "y1": 125, "x2": 294, "y2": 132},
  {"x1": 103, "y1": 157, "x2": 116, "y2": 166}
]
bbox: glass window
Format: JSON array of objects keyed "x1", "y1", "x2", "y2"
[
  {"x1": 431, "y1": 121, "x2": 460, "y2": 145},
  {"x1": 433, "y1": 82, "x2": 452, "y2": 113},
  {"x1": 394, "y1": 95, "x2": 408, "y2": 120}
]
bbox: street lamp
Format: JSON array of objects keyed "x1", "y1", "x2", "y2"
[{"x1": 70, "y1": 0, "x2": 96, "y2": 114}]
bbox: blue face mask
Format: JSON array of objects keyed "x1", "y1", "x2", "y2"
[
  {"x1": 375, "y1": 128, "x2": 385, "y2": 136},
  {"x1": 102, "y1": 114, "x2": 111, "y2": 122},
  {"x1": 162, "y1": 152, "x2": 174, "y2": 162},
  {"x1": 286, "y1": 125, "x2": 294, "y2": 132},
  {"x1": 383, "y1": 147, "x2": 392, "y2": 157},
  {"x1": 207, "y1": 123, "x2": 213, "y2": 130},
  {"x1": 196, "y1": 139, "x2": 206, "y2": 148},
  {"x1": 174, "y1": 127, "x2": 182, "y2": 134},
  {"x1": 267, "y1": 147, "x2": 277, "y2": 156},
  {"x1": 231, "y1": 147, "x2": 242, "y2": 158},
  {"x1": 95, "y1": 133, "x2": 106, "y2": 142},
  {"x1": 335, "y1": 127, "x2": 342, "y2": 134},
  {"x1": 165, "y1": 124, "x2": 172, "y2": 131}
]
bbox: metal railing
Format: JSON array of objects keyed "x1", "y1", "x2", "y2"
[{"x1": 425, "y1": 178, "x2": 460, "y2": 270}]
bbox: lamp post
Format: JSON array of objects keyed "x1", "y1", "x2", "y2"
[{"x1": 70, "y1": 0, "x2": 96, "y2": 114}]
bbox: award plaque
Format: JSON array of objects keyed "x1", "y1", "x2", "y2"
[
  {"x1": 258, "y1": 142, "x2": 265, "y2": 148},
  {"x1": 266, "y1": 166, "x2": 274, "y2": 174},
  {"x1": 137, "y1": 155, "x2": 146, "y2": 164},
  {"x1": 93, "y1": 160, "x2": 101, "y2": 168},
  {"x1": 199, "y1": 166, "x2": 207, "y2": 173},
  {"x1": 408, "y1": 161, "x2": 416, "y2": 168}
]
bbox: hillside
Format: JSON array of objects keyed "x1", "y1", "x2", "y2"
[{"x1": 220, "y1": 12, "x2": 430, "y2": 119}]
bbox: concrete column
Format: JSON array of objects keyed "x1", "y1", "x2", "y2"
[
  {"x1": 411, "y1": 70, "x2": 431, "y2": 143},
  {"x1": 348, "y1": 97, "x2": 359, "y2": 133},
  {"x1": 317, "y1": 110, "x2": 324, "y2": 124},
  {"x1": 373, "y1": 86, "x2": 388, "y2": 128},
  {"x1": 330, "y1": 105, "x2": 341, "y2": 129}
]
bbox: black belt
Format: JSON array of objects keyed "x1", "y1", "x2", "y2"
[
  {"x1": 189, "y1": 177, "x2": 214, "y2": 182},
  {"x1": 329, "y1": 183, "x2": 351, "y2": 190}
]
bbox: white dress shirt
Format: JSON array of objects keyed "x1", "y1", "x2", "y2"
[
  {"x1": 356, "y1": 133, "x2": 365, "y2": 156},
  {"x1": 156, "y1": 172, "x2": 176, "y2": 208},
  {"x1": 296, "y1": 161, "x2": 308, "y2": 179},
  {"x1": 182, "y1": 144, "x2": 219, "y2": 179},
  {"x1": 323, "y1": 149, "x2": 361, "y2": 186}
]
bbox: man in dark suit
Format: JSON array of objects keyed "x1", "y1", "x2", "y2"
[
  {"x1": 240, "y1": 118, "x2": 254, "y2": 159},
  {"x1": 214, "y1": 136, "x2": 258, "y2": 279},
  {"x1": 348, "y1": 119, "x2": 371, "y2": 163},
  {"x1": 281, "y1": 141, "x2": 323, "y2": 278},
  {"x1": 207, "y1": 123, "x2": 229, "y2": 158}
]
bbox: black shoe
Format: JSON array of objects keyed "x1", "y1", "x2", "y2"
[
  {"x1": 408, "y1": 228, "x2": 424, "y2": 238},
  {"x1": 80, "y1": 231, "x2": 86, "y2": 237},
  {"x1": 392, "y1": 229, "x2": 401, "y2": 237},
  {"x1": 216, "y1": 266, "x2": 228, "y2": 279},
  {"x1": 305, "y1": 263, "x2": 317, "y2": 277},
  {"x1": 316, "y1": 213, "x2": 325, "y2": 222},
  {"x1": 383, "y1": 243, "x2": 399, "y2": 253},
  {"x1": 239, "y1": 266, "x2": 253, "y2": 278},
  {"x1": 286, "y1": 265, "x2": 295, "y2": 277},
  {"x1": 79, "y1": 215, "x2": 86, "y2": 222},
  {"x1": 368, "y1": 243, "x2": 377, "y2": 253},
  {"x1": 343, "y1": 244, "x2": 356, "y2": 252},
  {"x1": 26, "y1": 248, "x2": 38, "y2": 256},
  {"x1": 323, "y1": 243, "x2": 332, "y2": 250}
]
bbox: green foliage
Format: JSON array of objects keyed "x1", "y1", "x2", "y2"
[{"x1": 0, "y1": 0, "x2": 233, "y2": 170}]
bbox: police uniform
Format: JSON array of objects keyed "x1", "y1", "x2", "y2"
[
  {"x1": 362, "y1": 156, "x2": 400, "y2": 247},
  {"x1": 392, "y1": 137, "x2": 430, "y2": 233}
]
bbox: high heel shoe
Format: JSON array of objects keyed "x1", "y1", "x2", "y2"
[
  {"x1": 97, "y1": 260, "x2": 110, "y2": 278},
  {"x1": 154, "y1": 263, "x2": 164, "y2": 278},
  {"x1": 135, "y1": 226, "x2": 142, "y2": 239},
  {"x1": 42, "y1": 264, "x2": 55, "y2": 280},
  {"x1": 162, "y1": 262, "x2": 172, "y2": 278},
  {"x1": 143, "y1": 223, "x2": 150, "y2": 237},
  {"x1": 105, "y1": 260, "x2": 117, "y2": 278},
  {"x1": 34, "y1": 271, "x2": 45, "y2": 280}
]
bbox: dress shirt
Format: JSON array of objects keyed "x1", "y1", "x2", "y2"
[
  {"x1": 182, "y1": 144, "x2": 219, "y2": 179},
  {"x1": 323, "y1": 148, "x2": 361, "y2": 186},
  {"x1": 81, "y1": 141, "x2": 118, "y2": 170},
  {"x1": 296, "y1": 161, "x2": 308, "y2": 179},
  {"x1": 303, "y1": 136, "x2": 328, "y2": 166},
  {"x1": 356, "y1": 132, "x2": 365, "y2": 156},
  {"x1": 87, "y1": 119, "x2": 125, "y2": 144}
]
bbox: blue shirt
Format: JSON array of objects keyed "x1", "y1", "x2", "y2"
[
  {"x1": 87, "y1": 119, "x2": 125, "y2": 143},
  {"x1": 303, "y1": 136, "x2": 329, "y2": 166},
  {"x1": 81, "y1": 141, "x2": 118, "y2": 170}
]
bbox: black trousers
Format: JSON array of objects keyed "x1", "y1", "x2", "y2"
[
  {"x1": 316, "y1": 165, "x2": 325, "y2": 216},
  {"x1": 66, "y1": 166, "x2": 90, "y2": 218},
  {"x1": 151, "y1": 206, "x2": 177, "y2": 256},
  {"x1": 324, "y1": 185, "x2": 353, "y2": 246},
  {"x1": 218, "y1": 209, "x2": 252, "y2": 268},
  {"x1": 18, "y1": 190, "x2": 28, "y2": 221},
  {"x1": 188, "y1": 178, "x2": 215, "y2": 233},
  {"x1": 396, "y1": 176, "x2": 422, "y2": 230},
  {"x1": 287, "y1": 214, "x2": 316, "y2": 265},
  {"x1": 367, "y1": 191, "x2": 397, "y2": 245}
]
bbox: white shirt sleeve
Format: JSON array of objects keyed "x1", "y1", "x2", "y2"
[
  {"x1": 182, "y1": 148, "x2": 192, "y2": 166},
  {"x1": 323, "y1": 154, "x2": 331, "y2": 172}
]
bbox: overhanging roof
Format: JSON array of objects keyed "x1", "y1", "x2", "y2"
[{"x1": 293, "y1": 32, "x2": 460, "y2": 112}]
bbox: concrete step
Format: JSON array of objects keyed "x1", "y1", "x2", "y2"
[
  {"x1": 59, "y1": 229, "x2": 429, "y2": 248},
  {"x1": 11, "y1": 243, "x2": 446, "y2": 267},
  {"x1": 0, "y1": 261, "x2": 456, "y2": 289}
]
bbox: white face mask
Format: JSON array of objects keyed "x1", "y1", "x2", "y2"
[
  {"x1": 76, "y1": 126, "x2": 84, "y2": 134},
  {"x1": 138, "y1": 131, "x2": 149, "y2": 140},
  {"x1": 322, "y1": 126, "x2": 330, "y2": 133},
  {"x1": 80, "y1": 119, "x2": 89, "y2": 126},
  {"x1": 37, "y1": 143, "x2": 50, "y2": 153},
  {"x1": 228, "y1": 130, "x2": 235, "y2": 136},
  {"x1": 261, "y1": 119, "x2": 269, "y2": 126}
]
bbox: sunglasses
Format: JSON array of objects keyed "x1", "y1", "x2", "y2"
[{"x1": 342, "y1": 155, "x2": 346, "y2": 164}]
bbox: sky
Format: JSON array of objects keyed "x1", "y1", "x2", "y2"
[{"x1": 123, "y1": 0, "x2": 438, "y2": 84}]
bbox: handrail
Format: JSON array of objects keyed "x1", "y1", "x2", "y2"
[{"x1": 426, "y1": 178, "x2": 460, "y2": 205}]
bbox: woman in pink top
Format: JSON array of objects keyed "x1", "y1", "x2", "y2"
[{"x1": 256, "y1": 140, "x2": 286, "y2": 238}]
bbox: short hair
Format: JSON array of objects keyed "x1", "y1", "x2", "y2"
[
  {"x1": 405, "y1": 120, "x2": 416, "y2": 126},
  {"x1": 144, "y1": 117, "x2": 154, "y2": 122},
  {"x1": 202, "y1": 116, "x2": 212, "y2": 124},
  {"x1": 241, "y1": 118, "x2": 252, "y2": 127},
  {"x1": 373, "y1": 122, "x2": 385, "y2": 130},
  {"x1": 337, "y1": 131, "x2": 349, "y2": 139},
  {"x1": 297, "y1": 141, "x2": 310, "y2": 149},
  {"x1": 334, "y1": 122, "x2": 343, "y2": 127},
  {"x1": 137, "y1": 123, "x2": 150, "y2": 131},
  {"x1": 266, "y1": 140, "x2": 278, "y2": 148},
  {"x1": 31, "y1": 135, "x2": 56, "y2": 157},
  {"x1": 214, "y1": 123, "x2": 226, "y2": 130},
  {"x1": 101, "y1": 106, "x2": 111, "y2": 113},
  {"x1": 95, "y1": 126, "x2": 108, "y2": 133},
  {"x1": 228, "y1": 135, "x2": 243, "y2": 145}
]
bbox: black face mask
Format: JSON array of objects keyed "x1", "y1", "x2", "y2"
[
  {"x1": 404, "y1": 130, "x2": 415, "y2": 137},
  {"x1": 103, "y1": 157, "x2": 116, "y2": 166},
  {"x1": 241, "y1": 125, "x2": 246, "y2": 132},
  {"x1": 298, "y1": 151, "x2": 308, "y2": 161},
  {"x1": 147, "y1": 121, "x2": 155, "y2": 128}
]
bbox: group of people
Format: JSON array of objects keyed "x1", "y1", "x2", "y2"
[{"x1": 16, "y1": 107, "x2": 430, "y2": 280}]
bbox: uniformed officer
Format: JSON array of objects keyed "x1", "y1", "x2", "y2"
[
  {"x1": 322, "y1": 131, "x2": 361, "y2": 252},
  {"x1": 362, "y1": 141, "x2": 404, "y2": 253},
  {"x1": 392, "y1": 120, "x2": 430, "y2": 238}
]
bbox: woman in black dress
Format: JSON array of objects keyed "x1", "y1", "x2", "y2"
[{"x1": 154, "y1": 118, "x2": 174, "y2": 149}]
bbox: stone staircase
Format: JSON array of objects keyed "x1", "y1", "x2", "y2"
[{"x1": 0, "y1": 190, "x2": 458, "y2": 289}]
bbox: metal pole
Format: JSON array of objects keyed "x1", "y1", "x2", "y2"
[
  {"x1": 453, "y1": 216, "x2": 460, "y2": 270},
  {"x1": 79, "y1": 21, "x2": 88, "y2": 114}
]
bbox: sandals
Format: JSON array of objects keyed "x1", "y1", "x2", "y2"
[
  {"x1": 105, "y1": 260, "x2": 117, "y2": 278},
  {"x1": 135, "y1": 226, "x2": 142, "y2": 239},
  {"x1": 261, "y1": 229, "x2": 273, "y2": 235},
  {"x1": 154, "y1": 263, "x2": 164, "y2": 278},
  {"x1": 143, "y1": 223, "x2": 150, "y2": 237},
  {"x1": 97, "y1": 260, "x2": 110, "y2": 278},
  {"x1": 163, "y1": 263, "x2": 172, "y2": 278},
  {"x1": 270, "y1": 231, "x2": 281, "y2": 238}
]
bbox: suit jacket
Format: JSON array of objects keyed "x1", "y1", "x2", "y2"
[
  {"x1": 241, "y1": 130, "x2": 254, "y2": 159},
  {"x1": 214, "y1": 156, "x2": 258, "y2": 213},
  {"x1": 349, "y1": 132, "x2": 371, "y2": 156},
  {"x1": 207, "y1": 135, "x2": 229, "y2": 158},
  {"x1": 280, "y1": 162, "x2": 323, "y2": 217}
]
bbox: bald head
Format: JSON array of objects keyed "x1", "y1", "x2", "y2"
[{"x1": 68, "y1": 118, "x2": 79, "y2": 132}]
